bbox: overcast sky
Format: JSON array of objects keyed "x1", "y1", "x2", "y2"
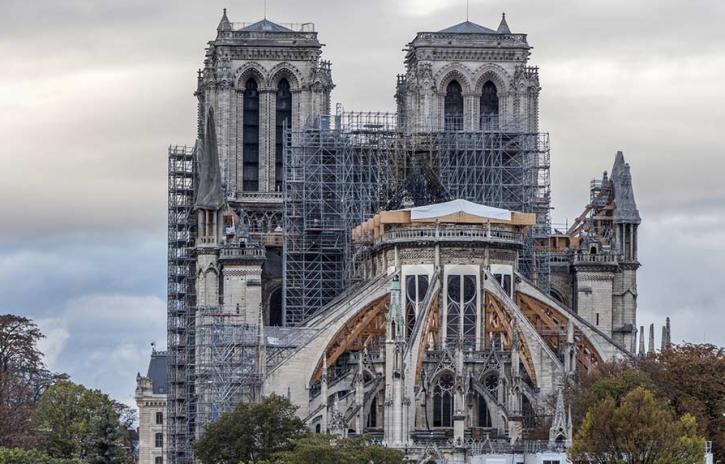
[{"x1": 1, "y1": 0, "x2": 724, "y2": 407}]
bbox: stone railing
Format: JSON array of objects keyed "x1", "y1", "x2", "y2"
[
  {"x1": 573, "y1": 252, "x2": 618, "y2": 265},
  {"x1": 230, "y1": 191, "x2": 284, "y2": 204},
  {"x1": 378, "y1": 226, "x2": 522, "y2": 246},
  {"x1": 219, "y1": 247, "x2": 265, "y2": 260},
  {"x1": 197, "y1": 236, "x2": 217, "y2": 246}
]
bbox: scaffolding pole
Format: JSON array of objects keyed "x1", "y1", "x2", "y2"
[
  {"x1": 283, "y1": 113, "x2": 552, "y2": 326},
  {"x1": 166, "y1": 145, "x2": 195, "y2": 464}
]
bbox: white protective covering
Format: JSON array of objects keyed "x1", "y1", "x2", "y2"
[{"x1": 409, "y1": 199, "x2": 513, "y2": 221}]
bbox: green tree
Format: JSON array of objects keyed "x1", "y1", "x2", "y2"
[
  {"x1": 0, "y1": 447, "x2": 82, "y2": 464},
  {"x1": 273, "y1": 435, "x2": 405, "y2": 464},
  {"x1": 570, "y1": 387, "x2": 705, "y2": 464},
  {"x1": 568, "y1": 360, "x2": 653, "y2": 429},
  {"x1": 640, "y1": 343, "x2": 725, "y2": 462},
  {"x1": 33, "y1": 381, "x2": 130, "y2": 463},
  {"x1": 0, "y1": 315, "x2": 54, "y2": 448},
  {"x1": 193, "y1": 394, "x2": 307, "y2": 464}
]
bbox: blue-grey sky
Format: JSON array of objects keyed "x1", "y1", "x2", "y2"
[{"x1": 1, "y1": 0, "x2": 724, "y2": 407}]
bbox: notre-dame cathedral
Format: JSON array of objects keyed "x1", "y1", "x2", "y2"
[{"x1": 163, "y1": 10, "x2": 646, "y2": 464}]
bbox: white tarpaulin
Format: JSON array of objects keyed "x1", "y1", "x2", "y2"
[{"x1": 409, "y1": 199, "x2": 513, "y2": 221}]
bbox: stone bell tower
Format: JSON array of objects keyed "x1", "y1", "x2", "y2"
[
  {"x1": 196, "y1": 9, "x2": 334, "y2": 196},
  {"x1": 396, "y1": 14, "x2": 540, "y2": 132}
]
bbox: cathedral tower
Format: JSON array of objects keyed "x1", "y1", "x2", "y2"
[
  {"x1": 396, "y1": 14, "x2": 540, "y2": 132},
  {"x1": 197, "y1": 10, "x2": 334, "y2": 197}
]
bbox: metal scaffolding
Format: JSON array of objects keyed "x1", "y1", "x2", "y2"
[
  {"x1": 194, "y1": 308, "x2": 261, "y2": 428},
  {"x1": 166, "y1": 145, "x2": 195, "y2": 464},
  {"x1": 283, "y1": 118, "x2": 394, "y2": 326},
  {"x1": 283, "y1": 113, "x2": 551, "y2": 326}
]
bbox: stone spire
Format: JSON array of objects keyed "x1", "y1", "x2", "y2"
[
  {"x1": 217, "y1": 8, "x2": 232, "y2": 33},
  {"x1": 612, "y1": 151, "x2": 641, "y2": 224},
  {"x1": 648, "y1": 323, "x2": 655, "y2": 355},
  {"x1": 638, "y1": 325, "x2": 645, "y2": 356},
  {"x1": 667, "y1": 317, "x2": 672, "y2": 346},
  {"x1": 549, "y1": 384, "x2": 569, "y2": 447},
  {"x1": 194, "y1": 108, "x2": 224, "y2": 210},
  {"x1": 497, "y1": 12, "x2": 511, "y2": 33},
  {"x1": 661, "y1": 317, "x2": 672, "y2": 350}
]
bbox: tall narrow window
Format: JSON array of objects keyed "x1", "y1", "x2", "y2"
[
  {"x1": 269, "y1": 288, "x2": 283, "y2": 327},
  {"x1": 155, "y1": 432, "x2": 163, "y2": 448},
  {"x1": 480, "y1": 80, "x2": 499, "y2": 129},
  {"x1": 433, "y1": 373, "x2": 454, "y2": 427},
  {"x1": 243, "y1": 79, "x2": 260, "y2": 191},
  {"x1": 275, "y1": 78, "x2": 292, "y2": 192},
  {"x1": 405, "y1": 274, "x2": 429, "y2": 337},
  {"x1": 446, "y1": 275, "x2": 461, "y2": 343},
  {"x1": 462, "y1": 275, "x2": 477, "y2": 348},
  {"x1": 366, "y1": 397, "x2": 377, "y2": 428},
  {"x1": 477, "y1": 393, "x2": 492, "y2": 427},
  {"x1": 444, "y1": 80, "x2": 464, "y2": 131},
  {"x1": 447, "y1": 274, "x2": 477, "y2": 346}
]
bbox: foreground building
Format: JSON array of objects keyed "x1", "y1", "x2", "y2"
[
  {"x1": 136, "y1": 350, "x2": 168, "y2": 464},
  {"x1": 165, "y1": 11, "x2": 644, "y2": 463}
]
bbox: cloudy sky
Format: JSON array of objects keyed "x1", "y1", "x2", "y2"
[{"x1": 2, "y1": 0, "x2": 724, "y2": 406}]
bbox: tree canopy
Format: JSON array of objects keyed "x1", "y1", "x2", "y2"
[
  {"x1": 569, "y1": 343, "x2": 724, "y2": 463},
  {"x1": 0, "y1": 315, "x2": 56, "y2": 448},
  {"x1": 570, "y1": 387, "x2": 704, "y2": 464},
  {"x1": 193, "y1": 394, "x2": 308, "y2": 464},
  {"x1": 33, "y1": 381, "x2": 132, "y2": 463},
  {"x1": 272, "y1": 434, "x2": 405, "y2": 464},
  {"x1": 0, "y1": 447, "x2": 83, "y2": 464}
]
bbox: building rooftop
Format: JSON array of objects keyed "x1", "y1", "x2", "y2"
[
  {"x1": 438, "y1": 21, "x2": 497, "y2": 34},
  {"x1": 146, "y1": 351, "x2": 168, "y2": 395},
  {"x1": 240, "y1": 19, "x2": 295, "y2": 32}
]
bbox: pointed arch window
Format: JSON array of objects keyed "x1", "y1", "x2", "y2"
[
  {"x1": 480, "y1": 80, "x2": 499, "y2": 129},
  {"x1": 405, "y1": 274, "x2": 429, "y2": 337},
  {"x1": 444, "y1": 80, "x2": 464, "y2": 131},
  {"x1": 269, "y1": 287, "x2": 283, "y2": 326},
  {"x1": 366, "y1": 396, "x2": 378, "y2": 428},
  {"x1": 433, "y1": 372, "x2": 454, "y2": 427},
  {"x1": 476, "y1": 393, "x2": 492, "y2": 427},
  {"x1": 243, "y1": 78, "x2": 260, "y2": 192},
  {"x1": 275, "y1": 78, "x2": 292, "y2": 192},
  {"x1": 446, "y1": 274, "x2": 477, "y2": 346}
]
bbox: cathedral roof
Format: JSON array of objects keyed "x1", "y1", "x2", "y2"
[
  {"x1": 438, "y1": 21, "x2": 497, "y2": 34},
  {"x1": 240, "y1": 19, "x2": 294, "y2": 32}
]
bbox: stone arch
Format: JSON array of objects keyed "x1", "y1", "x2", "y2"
[
  {"x1": 435, "y1": 64, "x2": 474, "y2": 94},
  {"x1": 266, "y1": 284, "x2": 283, "y2": 327},
  {"x1": 202, "y1": 267, "x2": 219, "y2": 306},
  {"x1": 268, "y1": 62, "x2": 304, "y2": 89},
  {"x1": 473, "y1": 64, "x2": 511, "y2": 95},
  {"x1": 430, "y1": 370, "x2": 455, "y2": 427},
  {"x1": 235, "y1": 62, "x2": 267, "y2": 90}
]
